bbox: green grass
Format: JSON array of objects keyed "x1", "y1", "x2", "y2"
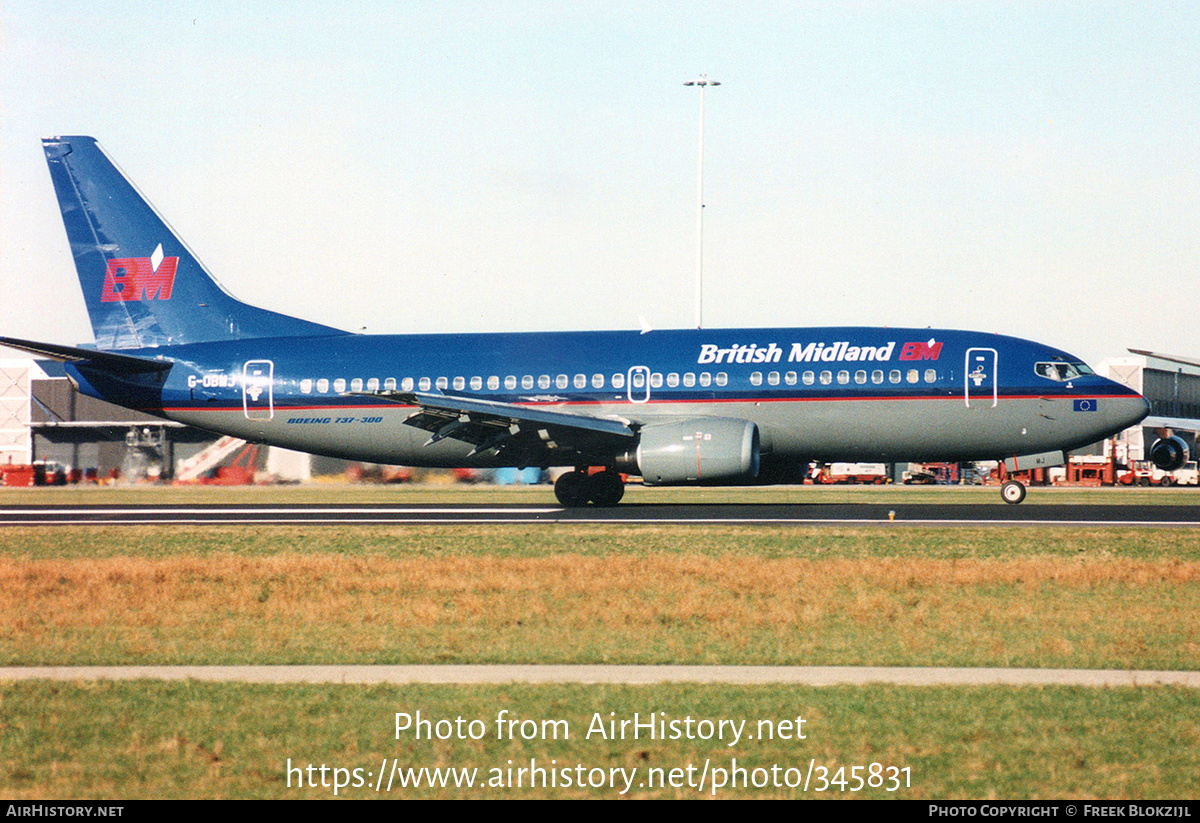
[
  {"x1": 3, "y1": 523, "x2": 1200, "y2": 561},
  {"x1": 2, "y1": 681, "x2": 1196, "y2": 799}
]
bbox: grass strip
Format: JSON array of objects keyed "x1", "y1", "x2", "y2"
[
  {"x1": 1, "y1": 681, "x2": 1196, "y2": 799},
  {"x1": 3, "y1": 552, "x2": 1197, "y2": 669}
]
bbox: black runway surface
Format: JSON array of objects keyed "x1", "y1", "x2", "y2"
[{"x1": 3, "y1": 502, "x2": 1199, "y2": 525}]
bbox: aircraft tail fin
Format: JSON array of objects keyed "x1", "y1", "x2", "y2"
[{"x1": 42, "y1": 136, "x2": 344, "y2": 350}]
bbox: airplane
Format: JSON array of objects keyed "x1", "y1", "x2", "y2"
[{"x1": 0, "y1": 135, "x2": 1164, "y2": 506}]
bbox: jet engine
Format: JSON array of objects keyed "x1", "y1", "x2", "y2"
[
  {"x1": 1149, "y1": 435, "x2": 1190, "y2": 471},
  {"x1": 635, "y1": 418, "x2": 760, "y2": 485}
]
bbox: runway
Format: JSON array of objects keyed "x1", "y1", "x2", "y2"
[
  {"x1": 2, "y1": 664, "x2": 1198, "y2": 687},
  {"x1": 2, "y1": 501, "x2": 1200, "y2": 526}
]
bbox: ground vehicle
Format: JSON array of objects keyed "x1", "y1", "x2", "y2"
[
  {"x1": 1117, "y1": 461, "x2": 1199, "y2": 486},
  {"x1": 815, "y1": 463, "x2": 887, "y2": 484}
]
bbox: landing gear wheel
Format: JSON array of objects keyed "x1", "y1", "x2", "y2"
[
  {"x1": 554, "y1": 470, "x2": 591, "y2": 507},
  {"x1": 1001, "y1": 480, "x2": 1027, "y2": 505},
  {"x1": 586, "y1": 470, "x2": 625, "y2": 507}
]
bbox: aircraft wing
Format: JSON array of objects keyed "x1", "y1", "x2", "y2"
[{"x1": 359, "y1": 390, "x2": 637, "y2": 464}]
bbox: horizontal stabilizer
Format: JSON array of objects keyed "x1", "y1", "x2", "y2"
[{"x1": 0, "y1": 336, "x2": 173, "y2": 374}]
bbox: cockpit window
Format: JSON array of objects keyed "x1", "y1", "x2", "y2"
[{"x1": 1035, "y1": 360, "x2": 1092, "y2": 381}]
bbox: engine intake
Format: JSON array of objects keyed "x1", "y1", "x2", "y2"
[
  {"x1": 636, "y1": 418, "x2": 760, "y2": 485},
  {"x1": 1149, "y1": 435, "x2": 1189, "y2": 472}
]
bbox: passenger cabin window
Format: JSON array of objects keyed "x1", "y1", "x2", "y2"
[
  {"x1": 488, "y1": 376, "x2": 499, "y2": 390},
  {"x1": 539, "y1": 375, "x2": 551, "y2": 389},
  {"x1": 650, "y1": 373, "x2": 663, "y2": 388},
  {"x1": 715, "y1": 372, "x2": 728, "y2": 387},
  {"x1": 683, "y1": 373, "x2": 696, "y2": 387},
  {"x1": 419, "y1": 377, "x2": 431, "y2": 391},
  {"x1": 667, "y1": 373, "x2": 680, "y2": 388},
  {"x1": 522, "y1": 375, "x2": 534, "y2": 390},
  {"x1": 592, "y1": 374, "x2": 604, "y2": 388},
  {"x1": 768, "y1": 371, "x2": 780, "y2": 386},
  {"x1": 334, "y1": 378, "x2": 347, "y2": 393},
  {"x1": 750, "y1": 372, "x2": 763, "y2": 386},
  {"x1": 574, "y1": 374, "x2": 587, "y2": 389},
  {"x1": 802, "y1": 371, "x2": 814, "y2": 386},
  {"x1": 402, "y1": 377, "x2": 414, "y2": 391},
  {"x1": 385, "y1": 378, "x2": 396, "y2": 391},
  {"x1": 453, "y1": 377, "x2": 465, "y2": 390},
  {"x1": 612, "y1": 373, "x2": 625, "y2": 389},
  {"x1": 351, "y1": 378, "x2": 363, "y2": 392},
  {"x1": 470, "y1": 376, "x2": 482, "y2": 391},
  {"x1": 556, "y1": 374, "x2": 569, "y2": 389},
  {"x1": 504, "y1": 376, "x2": 517, "y2": 390},
  {"x1": 436, "y1": 377, "x2": 448, "y2": 390},
  {"x1": 300, "y1": 379, "x2": 313, "y2": 394},
  {"x1": 699, "y1": 373, "x2": 712, "y2": 387}
]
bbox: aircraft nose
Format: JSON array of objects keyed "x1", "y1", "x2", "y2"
[{"x1": 1115, "y1": 394, "x2": 1151, "y2": 430}]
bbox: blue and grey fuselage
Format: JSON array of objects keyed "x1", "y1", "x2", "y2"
[{"x1": 1, "y1": 136, "x2": 1152, "y2": 504}]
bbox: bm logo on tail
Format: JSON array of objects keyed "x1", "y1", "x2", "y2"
[{"x1": 101, "y1": 243, "x2": 178, "y2": 302}]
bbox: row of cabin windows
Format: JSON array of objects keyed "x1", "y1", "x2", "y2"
[
  {"x1": 295, "y1": 372, "x2": 732, "y2": 395},
  {"x1": 751, "y1": 368, "x2": 939, "y2": 387},
  {"x1": 294, "y1": 369, "x2": 938, "y2": 396}
]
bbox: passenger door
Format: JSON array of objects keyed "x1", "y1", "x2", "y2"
[
  {"x1": 242, "y1": 359, "x2": 274, "y2": 420},
  {"x1": 964, "y1": 348, "x2": 997, "y2": 408}
]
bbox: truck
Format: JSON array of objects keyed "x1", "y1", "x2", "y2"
[{"x1": 815, "y1": 463, "x2": 888, "y2": 485}]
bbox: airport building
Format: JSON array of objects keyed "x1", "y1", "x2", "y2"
[{"x1": 1098, "y1": 350, "x2": 1200, "y2": 466}]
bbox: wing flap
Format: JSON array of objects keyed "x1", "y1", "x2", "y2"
[{"x1": 359, "y1": 390, "x2": 636, "y2": 462}]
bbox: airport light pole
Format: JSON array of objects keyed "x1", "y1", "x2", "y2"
[{"x1": 685, "y1": 74, "x2": 719, "y2": 329}]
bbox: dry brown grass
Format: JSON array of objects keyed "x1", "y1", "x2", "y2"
[{"x1": 3, "y1": 553, "x2": 1198, "y2": 668}]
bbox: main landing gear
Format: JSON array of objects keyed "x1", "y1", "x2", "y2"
[
  {"x1": 554, "y1": 468, "x2": 625, "y2": 507},
  {"x1": 1000, "y1": 480, "x2": 1027, "y2": 505}
]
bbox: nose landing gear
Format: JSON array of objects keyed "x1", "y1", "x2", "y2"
[{"x1": 554, "y1": 468, "x2": 626, "y2": 507}]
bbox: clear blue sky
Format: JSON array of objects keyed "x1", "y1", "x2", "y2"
[{"x1": 3, "y1": 1, "x2": 1197, "y2": 366}]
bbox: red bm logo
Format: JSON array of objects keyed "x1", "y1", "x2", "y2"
[
  {"x1": 899, "y1": 340, "x2": 943, "y2": 361},
  {"x1": 101, "y1": 257, "x2": 178, "y2": 302}
]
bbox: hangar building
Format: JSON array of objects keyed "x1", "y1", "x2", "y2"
[{"x1": 1098, "y1": 350, "x2": 1200, "y2": 466}]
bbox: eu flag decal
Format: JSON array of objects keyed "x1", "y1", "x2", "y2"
[{"x1": 1073, "y1": 399, "x2": 1099, "y2": 412}]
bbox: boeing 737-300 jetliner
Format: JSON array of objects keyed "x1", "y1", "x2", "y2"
[{"x1": 1, "y1": 136, "x2": 1162, "y2": 505}]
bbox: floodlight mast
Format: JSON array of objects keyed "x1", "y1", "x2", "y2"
[{"x1": 684, "y1": 75, "x2": 719, "y2": 329}]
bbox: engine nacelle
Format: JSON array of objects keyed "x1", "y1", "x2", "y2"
[
  {"x1": 636, "y1": 418, "x2": 760, "y2": 485},
  {"x1": 1149, "y1": 435, "x2": 1189, "y2": 471}
]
